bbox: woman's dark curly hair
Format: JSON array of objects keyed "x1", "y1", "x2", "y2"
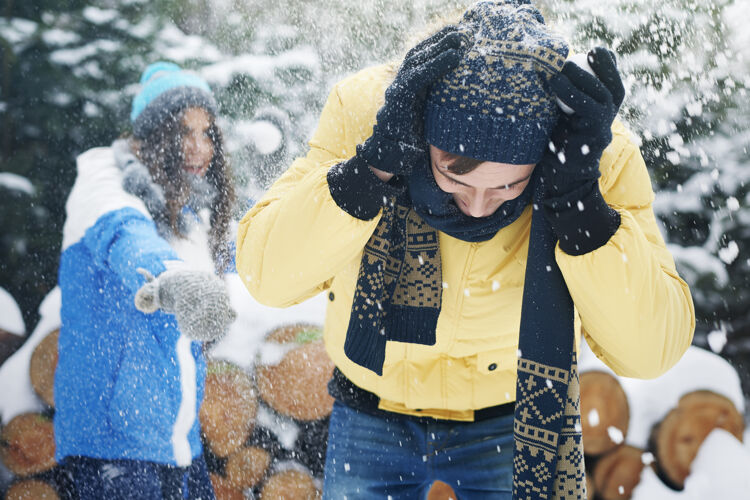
[{"x1": 137, "y1": 109, "x2": 236, "y2": 273}]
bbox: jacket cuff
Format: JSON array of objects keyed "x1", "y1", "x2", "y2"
[
  {"x1": 327, "y1": 154, "x2": 399, "y2": 220},
  {"x1": 543, "y1": 181, "x2": 621, "y2": 256}
]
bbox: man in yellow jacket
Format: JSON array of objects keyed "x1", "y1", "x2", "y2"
[{"x1": 236, "y1": 1, "x2": 695, "y2": 498}]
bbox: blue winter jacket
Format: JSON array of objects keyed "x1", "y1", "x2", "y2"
[{"x1": 54, "y1": 147, "x2": 206, "y2": 467}]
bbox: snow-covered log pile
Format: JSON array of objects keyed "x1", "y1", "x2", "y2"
[
  {"x1": 579, "y1": 341, "x2": 750, "y2": 500},
  {"x1": 203, "y1": 323, "x2": 330, "y2": 499},
  {"x1": 0, "y1": 289, "x2": 73, "y2": 499}
]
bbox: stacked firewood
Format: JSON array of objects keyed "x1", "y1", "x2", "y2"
[
  {"x1": 204, "y1": 323, "x2": 332, "y2": 499},
  {"x1": 578, "y1": 345, "x2": 747, "y2": 500},
  {"x1": 0, "y1": 328, "x2": 74, "y2": 500}
]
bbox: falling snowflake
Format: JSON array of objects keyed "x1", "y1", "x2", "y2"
[
  {"x1": 707, "y1": 329, "x2": 728, "y2": 353},
  {"x1": 718, "y1": 241, "x2": 739, "y2": 265},
  {"x1": 607, "y1": 426, "x2": 624, "y2": 444},
  {"x1": 587, "y1": 409, "x2": 600, "y2": 427},
  {"x1": 726, "y1": 197, "x2": 739, "y2": 211}
]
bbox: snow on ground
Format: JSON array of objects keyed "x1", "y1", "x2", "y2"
[{"x1": 0, "y1": 287, "x2": 25, "y2": 336}]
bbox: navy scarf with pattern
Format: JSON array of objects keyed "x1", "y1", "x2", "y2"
[{"x1": 343, "y1": 167, "x2": 586, "y2": 499}]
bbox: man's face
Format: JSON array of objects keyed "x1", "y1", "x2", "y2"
[{"x1": 429, "y1": 145, "x2": 536, "y2": 218}]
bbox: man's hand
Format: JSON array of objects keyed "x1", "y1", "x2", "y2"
[
  {"x1": 327, "y1": 27, "x2": 467, "y2": 220},
  {"x1": 357, "y1": 25, "x2": 468, "y2": 177},
  {"x1": 134, "y1": 268, "x2": 236, "y2": 342},
  {"x1": 540, "y1": 47, "x2": 625, "y2": 255},
  {"x1": 545, "y1": 47, "x2": 626, "y2": 195}
]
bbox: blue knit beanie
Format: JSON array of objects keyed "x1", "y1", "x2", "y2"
[
  {"x1": 131, "y1": 62, "x2": 218, "y2": 140},
  {"x1": 424, "y1": 1, "x2": 569, "y2": 164}
]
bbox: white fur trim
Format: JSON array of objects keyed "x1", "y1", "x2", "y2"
[{"x1": 62, "y1": 147, "x2": 150, "y2": 250}]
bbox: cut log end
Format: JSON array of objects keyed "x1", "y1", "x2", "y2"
[
  {"x1": 265, "y1": 324, "x2": 322, "y2": 345},
  {"x1": 0, "y1": 413, "x2": 57, "y2": 476},
  {"x1": 580, "y1": 370, "x2": 630, "y2": 456},
  {"x1": 592, "y1": 445, "x2": 645, "y2": 500},
  {"x1": 200, "y1": 361, "x2": 257, "y2": 458},
  {"x1": 260, "y1": 469, "x2": 321, "y2": 499},
  {"x1": 654, "y1": 390, "x2": 745, "y2": 489},
  {"x1": 209, "y1": 473, "x2": 244, "y2": 500},
  {"x1": 29, "y1": 329, "x2": 59, "y2": 408},
  {"x1": 5, "y1": 479, "x2": 59, "y2": 500},
  {"x1": 256, "y1": 324, "x2": 333, "y2": 421},
  {"x1": 225, "y1": 445, "x2": 271, "y2": 490},
  {"x1": 427, "y1": 480, "x2": 457, "y2": 500}
]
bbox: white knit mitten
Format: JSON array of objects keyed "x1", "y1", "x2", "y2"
[{"x1": 134, "y1": 268, "x2": 236, "y2": 342}]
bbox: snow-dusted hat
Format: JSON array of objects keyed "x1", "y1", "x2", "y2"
[
  {"x1": 130, "y1": 62, "x2": 217, "y2": 140},
  {"x1": 424, "y1": 0, "x2": 569, "y2": 164}
]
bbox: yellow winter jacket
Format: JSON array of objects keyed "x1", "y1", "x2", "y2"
[{"x1": 236, "y1": 64, "x2": 695, "y2": 421}]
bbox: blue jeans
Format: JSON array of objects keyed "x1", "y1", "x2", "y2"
[
  {"x1": 65, "y1": 455, "x2": 215, "y2": 500},
  {"x1": 323, "y1": 402, "x2": 513, "y2": 499}
]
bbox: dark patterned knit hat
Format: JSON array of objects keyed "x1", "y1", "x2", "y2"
[
  {"x1": 130, "y1": 62, "x2": 218, "y2": 140},
  {"x1": 424, "y1": 0, "x2": 569, "y2": 164}
]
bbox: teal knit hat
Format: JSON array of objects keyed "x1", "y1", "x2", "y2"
[
  {"x1": 130, "y1": 62, "x2": 217, "y2": 139},
  {"x1": 424, "y1": 0, "x2": 569, "y2": 164}
]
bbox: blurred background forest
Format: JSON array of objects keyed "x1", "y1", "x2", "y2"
[{"x1": 1, "y1": 0, "x2": 748, "y2": 403}]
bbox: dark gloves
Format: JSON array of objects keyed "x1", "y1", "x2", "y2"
[
  {"x1": 542, "y1": 47, "x2": 626, "y2": 255},
  {"x1": 357, "y1": 25, "x2": 468, "y2": 176},
  {"x1": 545, "y1": 47, "x2": 626, "y2": 195},
  {"x1": 327, "y1": 26, "x2": 467, "y2": 220},
  {"x1": 135, "y1": 268, "x2": 236, "y2": 342}
]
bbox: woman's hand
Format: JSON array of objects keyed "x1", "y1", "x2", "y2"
[{"x1": 134, "y1": 268, "x2": 236, "y2": 342}]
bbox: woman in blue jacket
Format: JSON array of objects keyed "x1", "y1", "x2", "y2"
[{"x1": 55, "y1": 62, "x2": 236, "y2": 500}]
